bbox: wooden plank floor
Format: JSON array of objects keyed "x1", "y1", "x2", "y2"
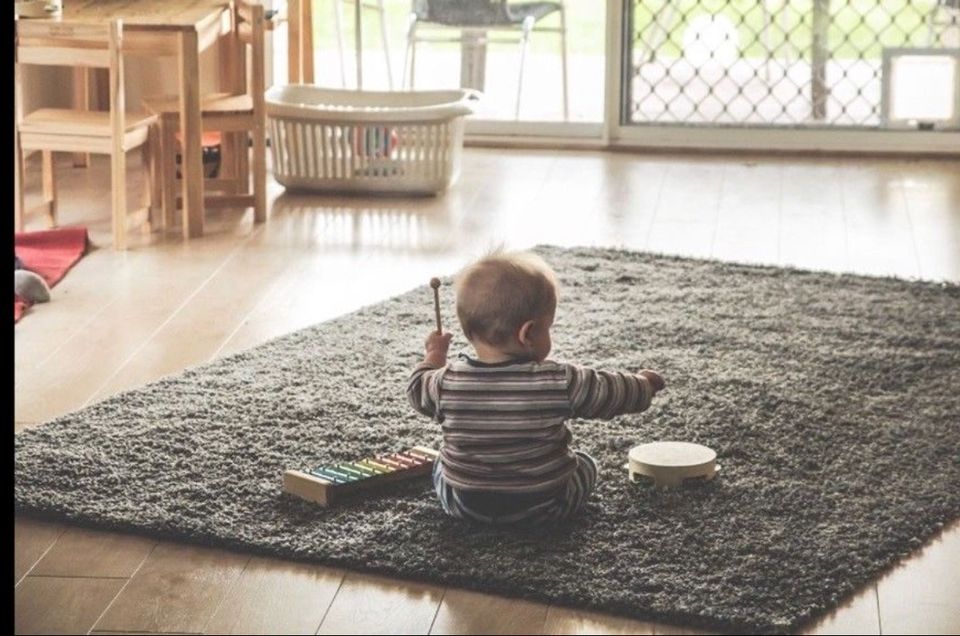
[{"x1": 14, "y1": 148, "x2": 960, "y2": 635}]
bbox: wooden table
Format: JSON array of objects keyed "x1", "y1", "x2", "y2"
[{"x1": 55, "y1": 0, "x2": 234, "y2": 239}]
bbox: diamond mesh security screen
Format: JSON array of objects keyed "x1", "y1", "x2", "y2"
[{"x1": 628, "y1": 0, "x2": 960, "y2": 127}]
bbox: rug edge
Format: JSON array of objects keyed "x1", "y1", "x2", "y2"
[{"x1": 531, "y1": 243, "x2": 960, "y2": 289}]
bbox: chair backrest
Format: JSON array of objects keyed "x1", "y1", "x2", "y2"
[
  {"x1": 412, "y1": 0, "x2": 512, "y2": 25},
  {"x1": 15, "y1": 19, "x2": 125, "y2": 151},
  {"x1": 16, "y1": 19, "x2": 117, "y2": 69},
  {"x1": 232, "y1": 0, "x2": 266, "y2": 120}
]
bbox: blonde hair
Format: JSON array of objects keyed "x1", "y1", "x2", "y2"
[{"x1": 455, "y1": 250, "x2": 558, "y2": 346}]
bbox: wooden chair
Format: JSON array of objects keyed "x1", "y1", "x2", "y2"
[
  {"x1": 145, "y1": 0, "x2": 267, "y2": 230},
  {"x1": 14, "y1": 19, "x2": 158, "y2": 250},
  {"x1": 402, "y1": 0, "x2": 569, "y2": 120}
]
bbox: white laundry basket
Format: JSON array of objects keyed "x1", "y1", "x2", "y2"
[{"x1": 265, "y1": 85, "x2": 480, "y2": 195}]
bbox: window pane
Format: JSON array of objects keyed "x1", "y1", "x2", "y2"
[{"x1": 273, "y1": 0, "x2": 605, "y2": 122}]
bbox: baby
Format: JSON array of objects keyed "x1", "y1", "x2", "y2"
[{"x1": 407, "y1": 250, "x2": 665, "y2": 526}]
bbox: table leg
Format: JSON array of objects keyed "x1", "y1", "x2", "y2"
[
  {"x1": 460, "y1": 29, "x2": 486, "y2": 91},
  {"x1": 160, "y1": 116, "x2": 178, "y2": 230},
  {"x1": 220, "y1": 22, "x2": 241, "y2": 195},
  {"x1": 179, "y1": 29, "x2": 204, "y2": 239},
  {"x1": 811, "y1": 0, "x2": 829, "y2": 120}
]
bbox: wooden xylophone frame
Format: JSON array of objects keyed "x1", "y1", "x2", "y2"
[{"x1": 283, "y1": 446, "x2": 440, "y2": 507}]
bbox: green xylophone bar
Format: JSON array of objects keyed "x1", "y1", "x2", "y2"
[{"x1": 283, "y1": 446, "x2": 440, "y2": 507}]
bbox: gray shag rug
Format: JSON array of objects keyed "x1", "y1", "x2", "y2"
[{"x1": 15, "y1": 245, "x2": 960, "y2": 634}]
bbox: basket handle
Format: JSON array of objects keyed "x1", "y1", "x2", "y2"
[{"x1": 454, "y1": 89, "x2": 483, "y2": 117}]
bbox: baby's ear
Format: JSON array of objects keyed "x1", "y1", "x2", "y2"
[{"x1": 517, "y1": 320, "x2": 536, "y2": 346}]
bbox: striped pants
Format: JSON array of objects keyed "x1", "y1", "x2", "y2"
[{"x1": 432, "y1": 451, "x2": 598, "y2": 527}]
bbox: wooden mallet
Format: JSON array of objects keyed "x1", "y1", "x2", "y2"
[{"x1": 430, "y1": 277, "x2": 442, "y2": 334}]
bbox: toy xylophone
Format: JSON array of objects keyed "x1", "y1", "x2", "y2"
[{"x1": 283, "y1": 446, "x2": 440, "y2": 507}]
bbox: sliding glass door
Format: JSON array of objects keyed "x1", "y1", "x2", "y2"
[
  {"x1": 610, "y1": 0, "x2": 960, "y2": 150},
  {"x1": 269, "y1": 0, "x2": 959, "y2": 150},
  {"x1": 625, "y1": 0, "x2": 955, "y2": 127}
]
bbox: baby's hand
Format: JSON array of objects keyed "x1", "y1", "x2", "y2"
[
  {"x1": 424, "y1": 330, "x2": 452, "y2": 365},
  {"x1": 639, "y1": 369, "x2": 666, "y2": 394}
]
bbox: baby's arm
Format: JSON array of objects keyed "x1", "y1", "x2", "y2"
[
  {"x1": 406, "y1": 331, "x2": 452, "y2": 418},
  {"x1": 564, "y1": 364, "x2": 664, "y2": 420}
]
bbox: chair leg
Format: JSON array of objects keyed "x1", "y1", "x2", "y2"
[
  {"x1": 236, "y1": 132, "x2": 250, "y2": 195},
  {"x1": 15, "y1": 133, "x2": 25, "y2": 233},
  {"x1": 515, "y1": 16, "x2": 535, "y2": 120},
  {"x1": 149, "y1": 125, "x2": 162, "y2": 229},
  {"x1": 42, "y1": 150, "x2": 57, "y2": 227},
  {"x1": 220, "y1": 132, "x2": 238, "y2": 194},
  {"x1": 378, "y1": 0, "x2": 394, "y2": 89},
  {"x1": 559, "y1": 6, "x2": 569, "y2": 121},
  {"x1": 141, "y1": 130, "x2": 156, "y2": 233},
  {"x1": 160, "y1": 118, "x2": 178, "y2": 231},
  {"x1": 334, "y1": 0, "x2": 347, "y2": 87},
  {"x1": 253, "y1": 127, "x2": 267, "y2": 223},
  {"x1": 111, "y1": 148, "x2": 127, "y2": 250},
  {"x1": 409, "y1": 29, "x2": 417, "y2": 89},
  {"x1": 402, "y1": 13, "x2": 418, "y2": 89},
  {"x1": 352, "y1": 0, "x2": 362, "y2": 88}
]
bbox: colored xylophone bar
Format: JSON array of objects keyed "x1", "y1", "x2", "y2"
[{"x1": 283, "y1": 446, "x2": 440, "y2": 507}]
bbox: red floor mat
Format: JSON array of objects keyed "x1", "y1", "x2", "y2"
[{"x1": 15, "y1": 227, "x2": 89, "y2": 323}]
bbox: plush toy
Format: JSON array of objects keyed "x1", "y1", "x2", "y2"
[{"x1": 15, "y1": 269, "x2": 50, "y2": 304}]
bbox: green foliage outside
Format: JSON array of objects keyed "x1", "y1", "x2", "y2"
[{"x1": 633, "y1": 0, "x2": 936, "y2": 60}]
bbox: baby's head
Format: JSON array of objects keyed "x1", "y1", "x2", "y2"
[{"x1": 455, "y1": 250, "x2": 558, "y2": 362}]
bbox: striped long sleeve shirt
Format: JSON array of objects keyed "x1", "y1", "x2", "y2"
[{"x1": 407, "y1": 354, "x2": 655, "y2": 494}]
